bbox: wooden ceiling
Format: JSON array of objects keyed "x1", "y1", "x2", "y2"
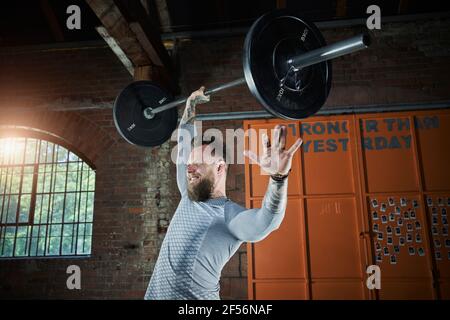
[{"x1": 1, "y1": 0, "x2": 449, "y2": 47}]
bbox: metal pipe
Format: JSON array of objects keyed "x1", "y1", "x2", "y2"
[
  {"x1": 160, "y1": 11, "x2": 450, "y2": 40},
  {"x1": 195, "y1": 101, "x2": 450, "y2": 121},
  {"x1": 143, "y1": 78, "x2": 246, "y2": 118},
  {"x1": 145, "y1": 34, "x2": 370, "y2": 118},
  {"x1": 289, "y1": 34, "x2": 371, "y2": 69}
]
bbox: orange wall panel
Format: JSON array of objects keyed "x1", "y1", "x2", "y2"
[
  {"x1": 425, "y1": 195, "x2": 450, "y2": 278},
  {"x1": 360, "y1": 117, "x2": 418, "y2": 193},
  {"x1": 251, "y1": 199, "x2": 305, "y2": 279},
  {"x1": 301, "y1": 119, "x2": 355, "y2": 195},
  {"x1": 438, "y1": 281, "x2": 450, "y2": 300},
  {"x1": 306, "y1": 198, "x2": 363, "y2": 279},
  {"x1": 416, "y1": 115, "x2": 450, "y2": 191},
  {"x1": 368, "y1": 195, "x2": 433, "y2": 279},
  {"x1": 311, "y1": 281, "x2": 366, "y2": 300},
  {"x1": 378, "y1": 281, "x2": 435, "y2": 300},
  {"x1": 254, "y1": 282, "x2": 308, "y2": 300},
  {"x1": 245, "y1": 110, "x2": 450, "y2": 300}
]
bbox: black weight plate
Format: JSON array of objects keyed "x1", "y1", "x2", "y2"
[
  {"x1": 113, "y1": 81, "x2": 177, "y2": 147},
  {"x1": 243, "y1": 10, "x2": 332, "y2": 120}
]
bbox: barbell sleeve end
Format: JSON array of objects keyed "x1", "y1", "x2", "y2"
[{"x1": 291, "y1": 33, "x2": 372, "y2": 70}]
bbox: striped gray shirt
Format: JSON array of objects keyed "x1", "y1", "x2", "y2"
[{"x1": 144, "y1": 123, "x2": 288, "y2": 300}]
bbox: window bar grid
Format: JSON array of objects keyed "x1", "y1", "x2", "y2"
[
  {"x1": 43, "y1": 143, "x2": 55, "y2": 256},
  {"x1": 2, "y1": 158, "x2": 15, "y2": 255},
  {"x1": 71, "y1": 160, "x2": 81, "y2": 254},
  {"x1": 83, "y1": 166, "x2": 91, "y2": 253},
  {"x1": 0, "y1": 166, "x2": 11, "y2": 256},
  {"x1": 75, "y1": 165, "x2": 83, "y2": 255},
  {"x1": 4, "y1": 156, "x2": 14, "y2": 224},
  {"x1": 0, "y1": 227, "x2": 4, "y2": 256},
  {"x1": 12, "y1": 138, "x2": 28, "y2": 257},
  {"x1": 27, "y1": 139, "x2": 41, "y2": 257},
  {"x1": 0, "y1": 138, "x2": 94, "y2": 258},
  {"x1": 59, "y1": 150, "x2": 69, "y2": 255},
  {"x1": 0, "y1": 166, "x2": 9, "y2": 225},
  {"x1": 35, "y1": 140, "x2": 46, "y2": 256}
]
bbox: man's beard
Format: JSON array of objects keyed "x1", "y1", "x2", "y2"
[{"x1": 187, "y1": 174, "x2": 214, "y2": 202}]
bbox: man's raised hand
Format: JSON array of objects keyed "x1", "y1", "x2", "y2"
[
  {"x1": 244, "y1": 125, "x2": 303, "y2": 176},
  {"x1": 180, "y1": 86, "x2": 210, "y2": 124}
]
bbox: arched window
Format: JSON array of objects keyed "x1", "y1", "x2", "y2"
[{"x1": 0, "y1": 136, "x2": 95, "y2": 258}]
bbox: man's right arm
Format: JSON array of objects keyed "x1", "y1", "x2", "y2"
[
  {"x1": 176, "y1": 123, "x2": 195, "y2": 197},
  {"x1": 175, "y1": 87, "x2": 209, "y2": 197}
]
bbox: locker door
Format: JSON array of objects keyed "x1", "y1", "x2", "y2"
[
  {"x1": 358, "y1": 114, "x2": 435, "y2": 299},
  {"x1": 250, "y1": 199, "x2": 308, "y2": 300},
  {"x1": 245, "y1": 121, "x2": 307, "y2": 300},
  {"x1": 300, "y1": 117, "x2": 368, "y2": 299},
  {"x1": 306, "y1": 198, "x2": 367, "y2": 299},
  {"x1": 415, "y1": 112, "x2": 450, "y2": 299}
]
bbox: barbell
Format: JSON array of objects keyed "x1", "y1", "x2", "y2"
[{"x1": 113, "y1": 10, "x2": 371, "y2": 147}]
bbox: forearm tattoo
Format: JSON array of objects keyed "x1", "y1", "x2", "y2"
[
  {"x1": 180, "y1": 101, "x2": 195, "y2": 125},
  {"x1": 262, "y1": 178, "x2": 288, "y2": 215}
]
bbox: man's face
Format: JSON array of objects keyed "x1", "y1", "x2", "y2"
[{"x1": 186, "y1": 145, "x2": 219, "y2": 201}]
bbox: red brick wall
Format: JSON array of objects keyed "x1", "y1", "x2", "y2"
[{"x1": 0, "y1": 16, "x2": 449, "y2": 299}]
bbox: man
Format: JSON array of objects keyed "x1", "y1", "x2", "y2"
[{"x1": 145, "y1": 87, "x2": 303, "y2": 300}]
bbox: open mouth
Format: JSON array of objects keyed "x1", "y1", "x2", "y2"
[{"x1": 188, "y1": 175, "x2": 201, "y2": 183}]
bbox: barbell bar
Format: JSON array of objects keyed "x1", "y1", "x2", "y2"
[
  {"x1": 143, "y1": 34, "x2": 369, "y2": 120},
  {"x1": 113, "y1": 10, "x2": 372, "y2": 147},
  {"x1": 143, "y1": 78, "x2": 247, "y2": 119}
]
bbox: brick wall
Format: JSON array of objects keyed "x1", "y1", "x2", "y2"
[{"x1": 0, "y1": 16, "x2": 449, "y2": 299}]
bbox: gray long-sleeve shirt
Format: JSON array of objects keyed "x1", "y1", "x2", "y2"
[{"x1": 144, "y1": 123, "x2": 288, "y2": 300}]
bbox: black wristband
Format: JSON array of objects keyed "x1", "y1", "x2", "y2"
[{"x1": 270, "y1": 171, "x2": 290, "y2": 182}]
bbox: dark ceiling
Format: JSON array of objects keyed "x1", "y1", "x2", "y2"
[{"x1": 0, "y1": 0, "x2": 449, "y2": 47}]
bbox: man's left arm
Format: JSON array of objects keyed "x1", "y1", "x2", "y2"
[
  {"x1": 226, "y1": 177, "x2": 287, "y2": 242},
  {"x1": 226, "y1": 125, "x2": 302, "y2": 242}
]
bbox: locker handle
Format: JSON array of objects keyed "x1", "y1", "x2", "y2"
[{"x1": 359, "y1": 231, "x2": 376, "y2": 239}]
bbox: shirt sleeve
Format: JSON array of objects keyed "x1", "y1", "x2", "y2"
[
  {"x1": 176, "y1": 123, "x2": 196, "y2": 197},
  {"x1": 225, "y1": 178, "x2": 288, "y2": 242}
]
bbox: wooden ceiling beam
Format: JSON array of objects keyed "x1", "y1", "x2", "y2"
[
  {"x1": 86, "y1": 0, "x2": 152, "y2": 66},
  {"x1": 86, "y1": 0, "x2": 176, "y2": 89},
  {"x1": 113, "y1": 0, "x2": 173, "y2": 70},
  {"x1": 154, "y1": 0, "x2": 172, "y2": 33},
  {"x1": 398, "y1": 0, "x2": 410, "y2": 14},
  {"x1": 336, "y1": 0, "x2": 347, "y2": 18},
  {"x1": 39, "y1": 0, "x2": 65, "y2": 42},
  {"x1": 276, "y1": 0, "x2": 287, "y2": 9}
]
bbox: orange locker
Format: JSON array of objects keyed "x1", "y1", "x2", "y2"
[{"x1": 244, "y1": 109, "x2": 450, "y2": 300}]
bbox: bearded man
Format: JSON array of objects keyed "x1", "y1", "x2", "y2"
[{"x1": 145, "y1": 87, "x2": 303, "y2": 300}]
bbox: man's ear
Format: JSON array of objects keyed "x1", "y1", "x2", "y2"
[{"x1": 216, "y1": 160, "x2": 226, "y2": 175}]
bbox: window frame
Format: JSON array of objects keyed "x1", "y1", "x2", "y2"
[{"x1": 0, "y1": 128, "x2": 96, "y2": 259}]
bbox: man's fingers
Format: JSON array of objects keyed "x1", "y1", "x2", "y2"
[
  {"x1": 261, "y1": 133, "x2": 270, "y2": 156},
  {"x1": 243, "y1": 150, "x2": 260, "y2": 165},
  {"x1": 279, "y1": 125, "x2": 286, "y2": 151},
  {"x1": 189, "y1": 86, "x2": 207, "y2": 99},
  {"x1": 188, "y1": 86, "x2": 210, "y2": 107},
  {"x1": 287, "y1": 138, "x2": 303, "y2": 156},
  {"x1": 272, "y1": 125, "x2": 281, "y2": 150}
]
